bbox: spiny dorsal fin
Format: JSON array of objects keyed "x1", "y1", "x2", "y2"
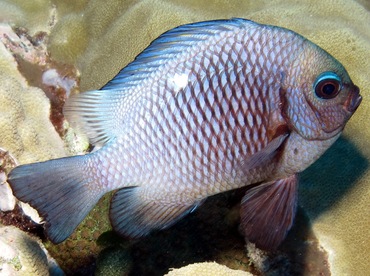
[
  {"x1": 102, "y1": 18, "x2": 257, "y2": 90},
  {"x1": 63, "y1": 89, "x2": 131, "y2": 146},
  {"x1": 65, "y1": 19, "x2": 258, "y2": 146},
  {"x1": 64, "y1": 18, "x2": 257, "y2": 145}
]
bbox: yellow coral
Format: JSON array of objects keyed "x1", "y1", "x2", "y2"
[
  {"x1": 0, "y1": 27, "x2": 66, "y2": 164},
  {"x1": 0, "y1": 224, "x2": 49, "y2": 275},
  {"x1": 165, "y1": 262, "x2": 252, "y2": 276},
  {"x1": 0, "y1": 0, "x2": 53, "y2": 35}
]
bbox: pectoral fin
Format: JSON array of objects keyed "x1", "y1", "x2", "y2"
[
  {"x1": 240, "y1": 174, "x2": 298, "y2": 250},
  {"x1": 239, "y1": 133, "x2": 288, "y2": 172}
]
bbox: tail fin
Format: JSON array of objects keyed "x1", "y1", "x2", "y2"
[{"x1": 7, "y1": 155, "x2": 103, "y2": 244}]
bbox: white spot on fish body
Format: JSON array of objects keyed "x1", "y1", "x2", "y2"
[{"x1": 168, "y1": 73, "x2": 189, "y2": 95}]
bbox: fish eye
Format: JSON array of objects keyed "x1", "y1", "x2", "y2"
[{"x1": 314, "y1": 72, "x2": 342, "y2": 99}]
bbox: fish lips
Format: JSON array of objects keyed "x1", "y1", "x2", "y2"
[{"x1": 345, "y1": 85, "x2": 362, "y2": 113}]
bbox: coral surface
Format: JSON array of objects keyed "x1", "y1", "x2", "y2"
[
  {"x1": 165, "y1": 262, "x2": 251, "y2": 276},
  {"x1": 0, "y1": 224, "x2": 63, "y2": 275},
  {"x1": 0, "y1": 0, "x2": 369, "y2": 275},
  {"x1": 0, "y1": 24, "x2": 66, "y2": 165}
]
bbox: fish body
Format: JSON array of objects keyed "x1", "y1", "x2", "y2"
[{"x1": 7, "y1": 18, "x2": 361, "y2": 248}]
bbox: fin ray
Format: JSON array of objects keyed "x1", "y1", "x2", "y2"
[
  {"x1": 240, "y1": 174, "x2": 298, "y2": 250},
  {"x1": 64, "y1": 90, "x2": 128, "y2": 146},
  {"x1": 110, "y1": 187, "x2": 201, "y2": 238},
  {"x1": 240, "y1": 133, "x2": 289, "y2": 172},
  {"x1": 102, "y1": 18, "x2": 257, "y2": 90},
  {"x1": 7, "y1": 156, "x2": 103, "y2": 244}
]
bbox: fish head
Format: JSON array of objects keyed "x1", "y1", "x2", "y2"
[{"x1": 282, "y1": 41, "x2": 362, "y2": 141}]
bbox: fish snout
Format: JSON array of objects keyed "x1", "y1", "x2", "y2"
[{"x1": 345, "y1": 85, "x2": 362, "y2": 113}]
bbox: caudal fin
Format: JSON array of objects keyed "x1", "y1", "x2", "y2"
[{"x1": 7, "y1": 155, "x2": 103, "y2": 244}]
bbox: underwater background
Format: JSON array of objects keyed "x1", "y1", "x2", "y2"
[{"x1": 0, "y1": 0, "x2": 369, "y2": 275}]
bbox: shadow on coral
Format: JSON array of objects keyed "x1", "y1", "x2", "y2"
[
  {"x1": 61, "y1": 136, "x2": 368, "y2": 276},
  {"x1": 92, "y1": 194, "x2": 326, "y2": 275},
  {"x1": 299, "y1": 136, "x2": 369, "y2": 219},
  {"x1": 271, "y1": 207, "x2": 330, "y2": 275},
  {"x1": 94, "y1": 190, "x2": 250, "y2": 276},
  {"x1": 121, "y1": 136, "x2": 368, "y2": 276}
]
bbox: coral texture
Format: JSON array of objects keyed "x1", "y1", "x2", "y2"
[
  {"x1": 0, "y1": 23, "x2": 82, "y2": 222},
  {"x1": 0, "y1": 224, "x2": 63, "y2": 275},
  {"x1": 0, "y1": 25, "x2": 66, "y2": 165},
  {"x1": 0, "y1": 0, "x2": 54, "y2": 35},
  {"x1": 94, "y1": 246, "x2": 132, "y2": 276},
  {"x1": 165, "y1": 262, "x2": 252, "y2": 276}
]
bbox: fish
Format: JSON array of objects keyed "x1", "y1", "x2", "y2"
[{"x1": 7, "y1": 18, "x2": 362, "y2": 249}]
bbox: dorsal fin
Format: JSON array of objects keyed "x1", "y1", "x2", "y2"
[
  {"x1": 63, "y1": 89, "x2": 130, "y2": 146},
  {"x1": 102, "y1": 18, "x2": 256, "y2": 90},
  {"x1": 64, "y1": 18, "x2": 257, "y2": 146}
]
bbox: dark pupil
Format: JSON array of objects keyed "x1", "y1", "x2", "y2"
[
  {"x1": 315, "y1": 78, "x2": 340, "y2": 99},
  {"x1": 322, "y1": 82, "x2": 336, "y2": 96}
]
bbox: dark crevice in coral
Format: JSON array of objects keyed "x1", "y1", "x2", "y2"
[
  {"x1": 53, "y1": 188, "x2": 331, "y2": 276},
  {"x1": 4, "y1": 26, "x2": 80, "y2": 138},
  {"x1": 247, "y1": 207, "x2": 331, "y2": 276},
  {"x1": 14, "y1": 27, "x2": 48, "y2": 47},
  {"x1": 0, "y1": 204, "x2": 45, "y2": 240},
  {"x1": 15, "y1": 56, "x2": 79, "y2": 137}
]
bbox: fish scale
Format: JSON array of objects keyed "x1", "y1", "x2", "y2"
[
  {"x1": 7, "y1": 18, "x2": 361, "y2": 247},
  {"x1": 92, "y1": 30, "x2": 290, "y2": 200}
]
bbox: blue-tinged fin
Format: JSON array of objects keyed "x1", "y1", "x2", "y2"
[
  {"x1": 64, "y1": 90, "x2": 130, "y2": 146},
  {"x1": 240, "y1": 174, "x2": 298, "y2": 250},
  {"x1": 102, "y1": 18, "x2": 257, "y2": 90},
  {"x1": 7, "y1": 156, "x2": 103, "y2": 244},
  {"x1": 109, "y1": 187, "x2": 203, "y2": 238}
]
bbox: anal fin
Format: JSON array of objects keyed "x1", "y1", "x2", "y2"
[
  {"x1": 110, "y1": 187, "x2": 201, "y2": 238},
  {"x1": 240, "y1": 174, "x2": 298, "y2": 250}
]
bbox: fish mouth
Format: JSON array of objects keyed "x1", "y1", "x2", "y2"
[{"x1": 345, "y1": 85, "x2": 362, "y2": 113}]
